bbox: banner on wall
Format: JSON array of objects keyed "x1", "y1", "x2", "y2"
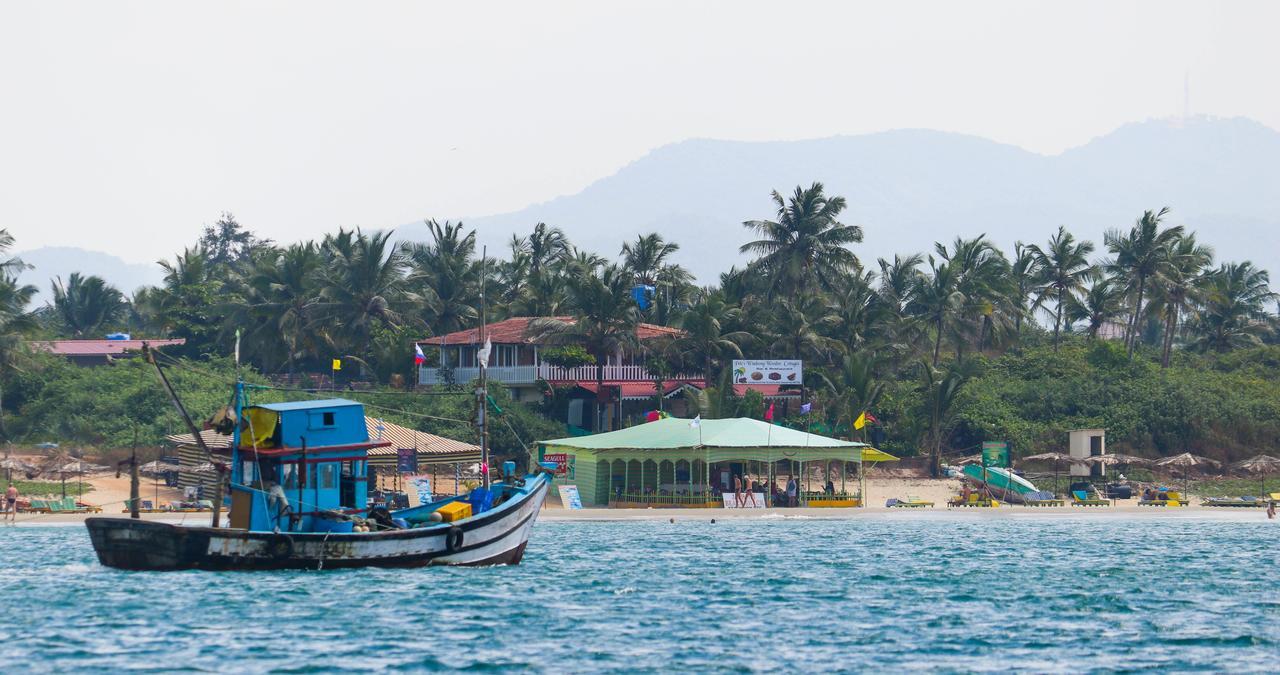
[
  {"x1": 731, "y1": 359, "x2": 803, "y2": 385},
  {"x1": 721, "y1": 492, "x2": 767, "y2": 509},
  {"x1": 396, "y1": 447, "x2": 418, "y2": 473}
]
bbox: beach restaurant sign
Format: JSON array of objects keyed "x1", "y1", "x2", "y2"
[
  {"x1": 732, "y1": 359, "x2": 803, "y2": 385},
  {"x1": 542, "y1": 452, "x2": 574, "y2": 478}
]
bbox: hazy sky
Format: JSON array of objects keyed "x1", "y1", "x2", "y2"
[{"x1": 1, "y1": 1, "x2": 1276, "y2": 264}]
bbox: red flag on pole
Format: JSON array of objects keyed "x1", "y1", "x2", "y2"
[{"x1": 764, "y1": 403, "x2": 775, "y2": 421}]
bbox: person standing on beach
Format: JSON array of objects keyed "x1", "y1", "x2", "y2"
[
  {"x1": 733, "y1": 474, "x2": 744, "y2": 508},
  {"x1": 1268, "y1": 500, "x2": 1276, "y2": 520},
  {"x1": 786, "y1": 475, "x2": 797, "y2": 507},
  {"x1": 5, "y1": 484, "x2": 17, "y2": 522}
]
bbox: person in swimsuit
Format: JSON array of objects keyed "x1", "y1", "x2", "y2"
[{"x1": 5, "y1": 484, "x2": 18, "y2": 522}]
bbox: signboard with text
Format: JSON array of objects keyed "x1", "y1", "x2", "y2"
[
  {"x1": 543, "y1": 452, "x2": 574, "y2": 478},
  {"x1": 732, "y1": 359, "x2": 803, "y2": 385},
  {"x1": 558, "y1": 485, "x2": 583, "y2": 509},
  {"x1": 982, "y1": 441, "x2": 1010, "y2": 468},
  {"x1": 406, "y1": 475, "x2": 432, "y2": 506},
  {"x1": 396, "y1": 447, "x2": 418, "y2": 473}
]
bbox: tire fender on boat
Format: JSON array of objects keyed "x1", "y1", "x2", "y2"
[
  {"x1": 445, "y1": 526, "x2": 464, "y2": 553},
  {"x1": 266, "y1": 533, "x2": 294, "y2": 559}
]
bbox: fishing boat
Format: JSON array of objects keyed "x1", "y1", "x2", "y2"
[
  {"x1": 960, "y1": 464, "x2": 1039, "y2": 503},
  {"x1": 87, "y1": 376, "x2": 552, "y2": 570}
]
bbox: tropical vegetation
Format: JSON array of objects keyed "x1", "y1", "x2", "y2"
[{"x1": 3, "y1": 187, "x2": 1278, "y2": 471}]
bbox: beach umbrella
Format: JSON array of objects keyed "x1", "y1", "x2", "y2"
[
  {"x1": 1020, "y1": 452, "x2": 1080, "y2": 497},
  {"x1": 139, "y1": 461, "x2": 182, "y2": 475},
  {"x1": 58, "y1": 461, "x2": 109, "y2": 501},
  {"x1": 1155, "y1": 453, "x2": 1222, "y2": 497},
  {"x1": 0, "y1": 457, "x2": 35, "y2": 485},
  {"x1": 1230, "y1": 454, "x2": 1280, "y2": 496},
  {"x1": 139, "y1": 461, "x2": 181, "y2": 508}
]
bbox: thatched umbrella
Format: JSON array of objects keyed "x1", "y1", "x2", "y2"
[
  {"x1": 0, "y1": 457, "x2": 35, "y2": 486},
  {"x1": 1230, "y1": 454, "x2": 1280, "y2": 496},
  {"x1": 57, "y1": 460, "x2": 109, "y2": 500},
  {"x1": 1020, "y1": 452, "x2": 1079, "y2": 496},
  {"x1": 1155, "y1": 453, "x2": 1222, "y2": 497},
  {"x1": 139, "y1": 461, "x2": 182, "y2": 507}
]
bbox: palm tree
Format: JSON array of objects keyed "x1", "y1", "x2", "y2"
[
  {"x1": 527, "y1": 264, "x2": 639, "y2": 430},
  {"x1": 0, "y1": 273, "x2": 37, "y2": 439},
  {"x1": 1187, "y1": 262, "x2": 1276, "y2": 353},
  {"x1": 1150, "y1": 234, "x2": 1214, "y2": 367},
  {"x1": 826, "y1": 352, "x2": 885, "y2": 439},
  {"x1": 150, "y1": 246, "x2": 226, "y2": 356},
  {"x1": 1105, "y1": 207, "x2": 1183, "y2": 356},
  {"x1": 936, "y1": 235, "x2": 1012, "y2": 355},
  {"x1": 49, "y1": 273, "x2": 126, "y2": 337},
  {"x1": 318, "y1": 228, "x2": 417, "y2": 365},
  {"x1": 1028, "y1": 226, "x2": 1095, "y2": 350},
  {"x1": 1008, "y1": 243, "x2": 1041, "y2": 335},
  {"x1": 918, "y1": 359, "x2": 973, "y2": 477},
  {"x1": 907, "y1": 256, "x2": 961, "y2": 367},
  {"x1": 1067, "y1": 276, "x2": 1125, "y2": 339},
  {"x1": 677, "y1": 291, "x2": 753, "y2": 388},
  {"x1": 404, "y1": 220, "x2": 479, "y2": 335},
  {"x1": 621, "y1": 233, "x2": 680, "y2": 286},
  {"x1": 740, "y1": 182, "x2": 862, "y2": 296},
  {"x1": 825, "y1": 270, "x2": 878, "y2": 355},
  {"x1": 225, "y1": 243, "x2": 323, "y2": 373}
]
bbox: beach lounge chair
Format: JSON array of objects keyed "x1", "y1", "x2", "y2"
[
  {"x1": 1204, "y1": 496, "x2": 1264, "y2": 507},
  {"x1": 1071, "y1": 490, "x2": 1109, "y2": 506},
  {"x1": 892, "y1": 495, "x2": 934, "y2": 508},
  {"x1": 1024, "y1": 496, "x2": 1065, "y2": 507}
]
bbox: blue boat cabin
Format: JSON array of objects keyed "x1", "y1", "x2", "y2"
[{"x1": 228, "y1": 399, "x2": 387, "y2": 533}]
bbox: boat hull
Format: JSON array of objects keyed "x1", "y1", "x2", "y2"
[
  {"x1": 86, "y1": 474, "x2": 549, "y2": 571},
  {"x1": 960, "y1": 465, "x2": 1038, "y2": 504}
]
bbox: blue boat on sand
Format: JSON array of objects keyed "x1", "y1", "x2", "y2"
[{"x1": 960, "y1": 464, "x2": 1039, "y2": 503}]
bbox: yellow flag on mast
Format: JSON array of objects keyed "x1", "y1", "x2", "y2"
[
  {"x1": 332, "y1": 358, "x2": 342, "y2": 371},
  {"x1": 853, "y1": 411, "x2": 867, "y2": 430}
]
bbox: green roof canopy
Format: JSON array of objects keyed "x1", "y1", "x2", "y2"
[{"x1": 541, "y1": 417, "x2": 898, "y2": 463}]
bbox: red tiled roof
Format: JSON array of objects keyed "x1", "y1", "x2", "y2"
[
  {"x1": 422, "y1": 317, "x2": 684, "y2": 346},
  {"x1": 575, "y1": 380, "x2": 700, "y2": 400},
  {"x1": 732, "y1": 384, "x2": 801, "y2": 399},
  {"x1": 30, "y1": 339, "x2": 186, "y2": 357}
]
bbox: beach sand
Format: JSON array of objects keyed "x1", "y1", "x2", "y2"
[{"x1": 5, "y1": 474, "x2": 1268, "y2": 527}]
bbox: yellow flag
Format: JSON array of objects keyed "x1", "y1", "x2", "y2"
[
  {"x1": 854, "y1": 411, "x2": 867, "y2": 430},
  {"x1": 332, "y1": 358, "x2": 342, "y2": 371}
]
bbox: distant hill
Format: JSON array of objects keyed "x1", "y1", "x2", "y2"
[
  {"x1": 13, "y1": 247, "x2": 161, "y2": 305},
  {"x1": 398, "y1": 116, "x2": 1280, "y2": 282},
  {"x1": 16, "y1": 117, "x2": 1280, "y2": 301}
]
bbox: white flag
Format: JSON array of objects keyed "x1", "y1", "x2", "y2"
[
  {"x1": 477, "y1": 338, "x2": 492, "y2": 369},
  {"x1": 689, "y1": 415, "x2": 701, "y2": 429}
]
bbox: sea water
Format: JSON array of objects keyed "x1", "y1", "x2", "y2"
[{"x1": 0, "y1": 515, "x2": 1275, "y2": 672}]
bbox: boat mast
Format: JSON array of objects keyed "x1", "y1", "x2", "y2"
[
  {"x1": 478, "y1": 246, "x2": 490, "y2": 490},
  {"x1": 145, "y1": 343, "x2": 226, "y2": 528}
]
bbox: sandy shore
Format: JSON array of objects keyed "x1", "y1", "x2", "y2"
[{"x1": 3, "y1": 475, "x2": 1267, "y2": 527}]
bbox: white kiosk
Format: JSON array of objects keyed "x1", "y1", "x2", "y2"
[{"x1": 1068, "y1": 428, "x2": 1106, "y2": 478}]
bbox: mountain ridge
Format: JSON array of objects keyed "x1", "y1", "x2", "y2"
[{"x1": 16, "y1": 116, "x2": 1279, "y2": 300}]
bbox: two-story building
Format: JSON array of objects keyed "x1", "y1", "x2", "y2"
[{"x1": 417, "y1": 317, "x2": 800, "y2": 433}]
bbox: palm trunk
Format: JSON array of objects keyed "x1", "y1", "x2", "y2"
[
  {"x1": 1053, "y1": 286, "x2": 1064, "y2": 351},
  {"x1": 1127, "y1": 275, "x2": 1146, "y2": 357},
  {"x1": 932, "y1": 315, "x2": 943, "y2": 367},
  {"x1": 704, "y1": 353, "x2": 713, "y2": 389},
  {"x1": 1161, "y1": 305, "x2": 1178, "y2": 368}
]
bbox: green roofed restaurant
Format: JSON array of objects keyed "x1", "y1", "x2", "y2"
[{"x1": 538, "y1": 417, "x2": 898, "y2": 508}]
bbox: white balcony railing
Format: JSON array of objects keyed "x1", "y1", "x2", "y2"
[{"x1": 418, "y1": 363, "x2": 703, "y2": 386}]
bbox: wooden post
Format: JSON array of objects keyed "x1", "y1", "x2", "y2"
[{"x1": 129, "y1": 447, "x2": 140, "y2": 519}]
